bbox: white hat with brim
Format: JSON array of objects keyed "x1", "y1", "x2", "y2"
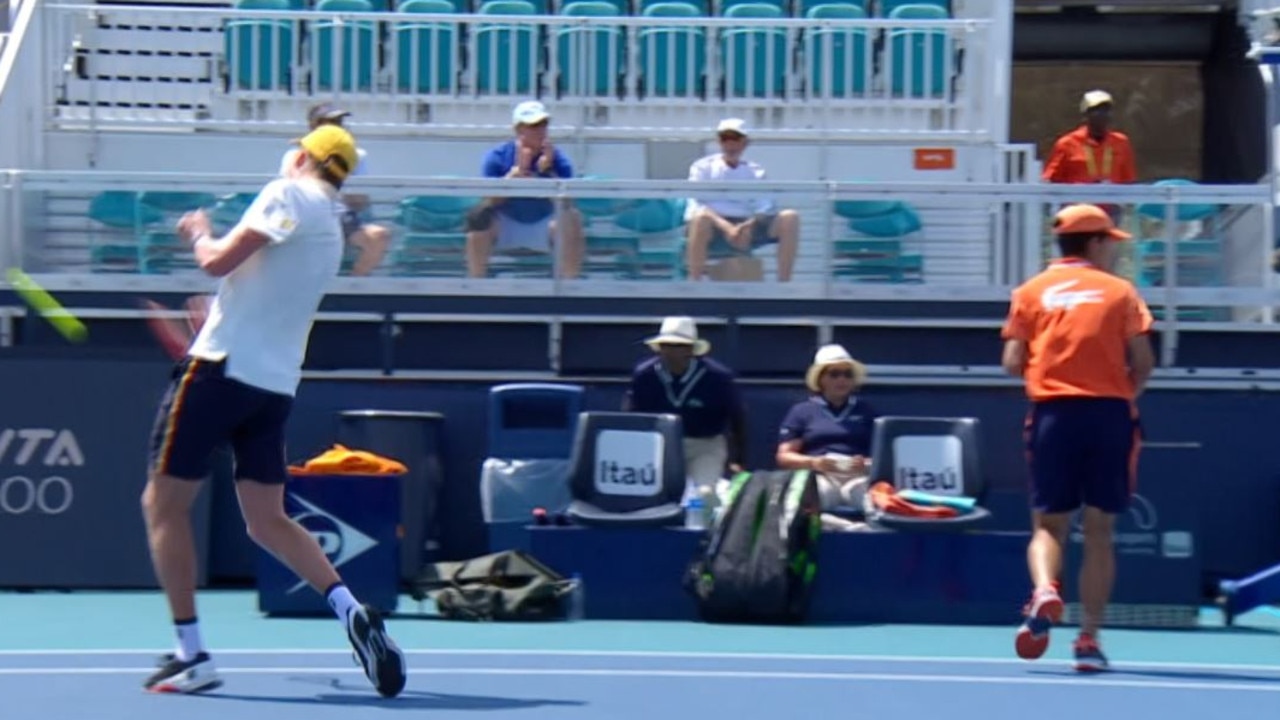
[
  {"x1": 805, "y1": 343, "x2": 867, "y2": 392},
  {"x1": 645, "y1": 316, "x2": 710, "y2": 356}
]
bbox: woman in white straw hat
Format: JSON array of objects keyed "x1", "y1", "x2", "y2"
[
  {"x1": 624, "y1": 316, "x2": 747, "y2": 501},
  {"x1": 775, "y1": 344, "x2": 880, "y2": 519}
]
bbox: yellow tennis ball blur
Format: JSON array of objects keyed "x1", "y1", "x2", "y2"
[{"x1": 6, "y1": 267, "x2": 89, "y2": 343}]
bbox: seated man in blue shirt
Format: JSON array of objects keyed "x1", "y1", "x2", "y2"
[
  {"x1": 623, "y1": 317, "x2": 747, "y2": 502},
  {"x1": 466, "y1": 101, "x2": 585, "y2": 279},
  {"x1": 776, "y1": 344, "x2": 879, "y2": 516}
]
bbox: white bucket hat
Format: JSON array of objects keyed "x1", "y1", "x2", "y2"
[
  {"x1": 805, "y1": 343, "x2": 867, "y2": 392},
  {"x1": 645, "y1": 316, "x2": 710, "y2": 356}
]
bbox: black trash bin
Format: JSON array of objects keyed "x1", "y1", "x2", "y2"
[{"x1": 337, "y1": 410, "x2": 446, "y2": 585}]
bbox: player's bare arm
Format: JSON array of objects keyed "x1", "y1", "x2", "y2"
[{"x1": 176, "y1": 209, "x2": 271, "y2": 277}]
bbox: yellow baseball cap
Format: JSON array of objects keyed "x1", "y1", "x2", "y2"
[
  {"x1": 1052, "y1": 204, "x2": 1131, "y2": 240},
  {"x1": 296, "y1": 124, "x2": 359, "y2": 181}
]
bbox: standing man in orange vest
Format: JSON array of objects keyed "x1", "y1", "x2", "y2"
[
  {"x1": 1042, "y1": 91, "x2": 1138, "y2": 221},
  {"x1": 1001, "y1": 204, "x2": 1155, "y2": 673}
]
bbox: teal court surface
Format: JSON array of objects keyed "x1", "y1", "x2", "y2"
[{"x1": 2, "y1": 591, "x2": 1278, "y2": 719}]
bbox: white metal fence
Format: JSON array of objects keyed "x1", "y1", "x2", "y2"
[
  {"x1": 40, "y1": 1, "x2": 1006, "y2": 140},
  {"x1": 0, "y1": 170, "x2": 1272, "y2": 312}
]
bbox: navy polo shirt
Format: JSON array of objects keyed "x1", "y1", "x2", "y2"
[
  {"x1": 481, "y1": 141, "x2": 574, "y2": 224},
  {"x1": 778, "y1": 396, "x2": 879, "y2": 457},
  {"x1": 627, "y1": 356, "x2": 742, "y2": 439}
]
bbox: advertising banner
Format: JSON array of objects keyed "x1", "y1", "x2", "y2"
[{"x1": 0, "y1": 359, "x2": 212, "y2": 588}]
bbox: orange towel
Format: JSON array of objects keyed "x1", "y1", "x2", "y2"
[
  {"x1": 869, "y1": 482, "x2": 959, "y2": 519},
  {"x1": 288, "y1": 444, "x2": 408, "y2": 476}
]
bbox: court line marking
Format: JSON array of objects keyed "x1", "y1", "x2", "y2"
[
  {"x1": 0, "y1": 666, "x2": 1276, "y2": 692},
  {"x1": 0, "y1": 648, "x2": 1277, "y2": 673}
]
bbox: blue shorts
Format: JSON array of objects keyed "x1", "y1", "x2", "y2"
[
  {"x1": 1023, "y1": 397, "x2": 1140, "y2": 515},
  {"x1": 148, "y1": 357, "x2": 293, "y2": 484}
]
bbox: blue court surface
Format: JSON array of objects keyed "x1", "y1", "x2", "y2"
[{"x1": 2, "y1": 591, "x2": 1278, "y2": 720}]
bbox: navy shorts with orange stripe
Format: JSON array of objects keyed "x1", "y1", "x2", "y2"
[
  {"x1": 1024, "y1": 397, "x2": 1139, "y2": 515},
  {"x1": 148, "y1": 357, "x2": 293, "y2": 483}
]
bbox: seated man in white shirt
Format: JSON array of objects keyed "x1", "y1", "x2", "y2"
[{"x1": 684, "y1": 118, "x2": 800, "y2": 282}]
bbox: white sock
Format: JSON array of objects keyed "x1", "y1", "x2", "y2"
[
  {"x1": 325, "y1": 583, "x2": 360, "y2": 625},
  {"x1": 174, "y1": 618, "x2": 204, "y2": 662}
]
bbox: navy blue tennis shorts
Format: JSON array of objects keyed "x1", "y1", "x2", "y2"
[
  {"x1": 148, "y1": 357, "x2": 293, "y2": 484},
  {"x1": 1023, "y1": 397, "x2": 1140, "y2": 515}
]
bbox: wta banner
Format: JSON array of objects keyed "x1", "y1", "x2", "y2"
[{"x1": 0, "y1": 359, "x2": 212, "y2": 588}]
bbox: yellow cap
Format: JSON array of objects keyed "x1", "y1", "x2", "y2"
[{"x1": 296, "y1": 124, "x2": 358, "y2": 181}]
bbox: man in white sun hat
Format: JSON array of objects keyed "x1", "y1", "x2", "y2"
[
  {"x1": 624, "y1": 316, "x2": 748, "y2": 498},
  {"x1": 684, "y1": 118, "x2": 801, "y2": 282}
]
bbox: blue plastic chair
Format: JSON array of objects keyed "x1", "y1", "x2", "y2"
[
  {"x1": 394, "y1": 0, "x2": 459, "y2": 93},
  {"x1": 313, "y1": 0, "x2": 377, "y2": 92},
  {"x1": 225, "y1": 0, "x2": 295, "y2": 91},
  {"x1": 474, "y1": 0, "x2": 540, "y2": 94},
  {"x1": 806, "y1": 3, "x2": 869, "y2": 98},
  {"x1": 888, "y1": 3, "x2": 950, "y2": 98},
  {"x1": 487, "y1": 383, "x2": 586, "y2": 459},
  {"x1": 638, "y1": 3, "x2": 706, "y2": 97},
  {"x1": 556, "y1": 1, "x2": 626, "y2": 96},
  {"x1": 721, "y1": 3, "x2": 787, "y2": 98}
]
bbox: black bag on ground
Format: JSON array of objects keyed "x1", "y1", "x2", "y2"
[
  {"x1": 410, "y1": 550, "x2": 577, "y2": 622},
  {"x1": 684, "y1": 469, "x2": 822, "y2": 624}
]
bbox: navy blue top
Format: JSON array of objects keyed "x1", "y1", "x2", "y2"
[
  {"x1": 626, "y1": 356, "x2": 743, "y2": 439},
  {"x1": 481, "y1": 141, "x2": 575, "y2": 224},
  {"x1": 778, "y1": 395, "x2": 879, "y2": 457}
]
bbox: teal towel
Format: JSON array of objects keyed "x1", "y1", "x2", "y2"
[{"x1": 897, "y1": 490, "x2": 976, "y2": 512}]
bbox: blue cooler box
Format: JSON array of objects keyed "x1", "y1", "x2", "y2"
[{"x1": 256, "y1": 473, "x2": 402, "y2": 616}]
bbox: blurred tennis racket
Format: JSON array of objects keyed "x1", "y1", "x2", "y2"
[{"x1": 139, "y1": 294, "x2": 211, "y2": 361}]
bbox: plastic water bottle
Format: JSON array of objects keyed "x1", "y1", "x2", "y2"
[
  {"x1": 685, "y1": 496, "x2": 706, "y2": 530},
  {"x1": 568, "y1": 572, "x2": 585, "y2": 621}
]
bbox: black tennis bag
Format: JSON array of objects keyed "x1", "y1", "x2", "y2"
[
  {"x1": 684, "y1": 470, "x2": 822, "y2": 624},
  {"x1": 409, "y1": 550, "x2": 577, "y2": 622}
]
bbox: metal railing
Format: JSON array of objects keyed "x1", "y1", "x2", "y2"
[
  {"x1": 40, "y1": 1, "x2": 1006, "y2": 140},
  {"x1": 1, "y1": 168, "x2": 1271, "y2": 291}
]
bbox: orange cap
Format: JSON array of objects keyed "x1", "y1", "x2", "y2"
[{"x1": 1052, "y1": 204, "x2": 1131, "y2": 240}]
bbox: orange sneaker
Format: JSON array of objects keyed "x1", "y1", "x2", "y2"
[{"x1": 1015, "y1": 584, "x2": 1064, "y2": 660}]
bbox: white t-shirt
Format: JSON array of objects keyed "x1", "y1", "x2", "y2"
[
  {"x1": 188, "y1": 177, "x2": 345, "y2": 397},
  {"x1": 684, "y1": 153, "x2": 775, "y2": 221}
]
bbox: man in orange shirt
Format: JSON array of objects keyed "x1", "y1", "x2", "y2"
[
  {"x1": 1000, "y1": 204, "x2": 1155, "y2": 673},
  {"x1": 1042, "y1": 91, "x2": 1138, "y2": 222}
]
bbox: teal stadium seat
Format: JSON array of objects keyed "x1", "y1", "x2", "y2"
[
  {"x1": 806, "y1": 4, "x2": 869, "y2": 98},
  {"x1": 87, "y1": 192, "x2": 166, "y2": 274},
  {"x1": 1133, "y1": 179, "x2": 1226, "y2": 320},
  {"x1": 226, "y1": 0, "x2": 295, "y2": 91},
  {"x1": 638, "y1": 0, "x2": 710, "y2": 14},
  {"x1": 612, "y1": 198, "x2": 687, "y2": 279},
  {"x1": 888, "y1": 3, "x2": 950, "y2": 98},
  {"x1": 719, "y1": 0, "x2": 784, "y2": 12},
  {"x1": 313, "y1": 0, "x2": 377, "y2": 92},
  {"x1": 392, "y1": 187, "x2": 480, "y2": 277},
  {"x1": 394, "y1": 0, "x2": 459, "y2": 93},
  {"x1": 639, "y1": 3, "x2": 706, "y2": 98},
  {"x1": 721, "y1": 3, "x2": 787, "y2": 98},
  {"x1": 878, "y1": 0, "x2": 946, "y2": 15},
  {"x1": 557, "y1": 1, "x2": 626, "y2": 97},
  {"x1": 797, "y1": 0, "x2": 865, "y2": 13},
  {"x1": 831, "y1": 200, "x2": 924, "y2": 283},
  {"x1": 137, "y1": 192, "x2": 218, "y2": 273},
  {"x1": 473, "y1": 0, "x2": 540, "y2": 95}
]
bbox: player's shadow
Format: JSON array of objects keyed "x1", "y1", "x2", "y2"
[
  {"x1": 203, "y1": 677, "x2": 587, "y2": 711},
  {"x1": 1027, "y1": 667, "x2": 1280, "y2": 684}
]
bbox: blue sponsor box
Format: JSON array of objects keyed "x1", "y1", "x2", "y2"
[{"x1": 256, "y1": 473, "x2": 402, "y2": 616}]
